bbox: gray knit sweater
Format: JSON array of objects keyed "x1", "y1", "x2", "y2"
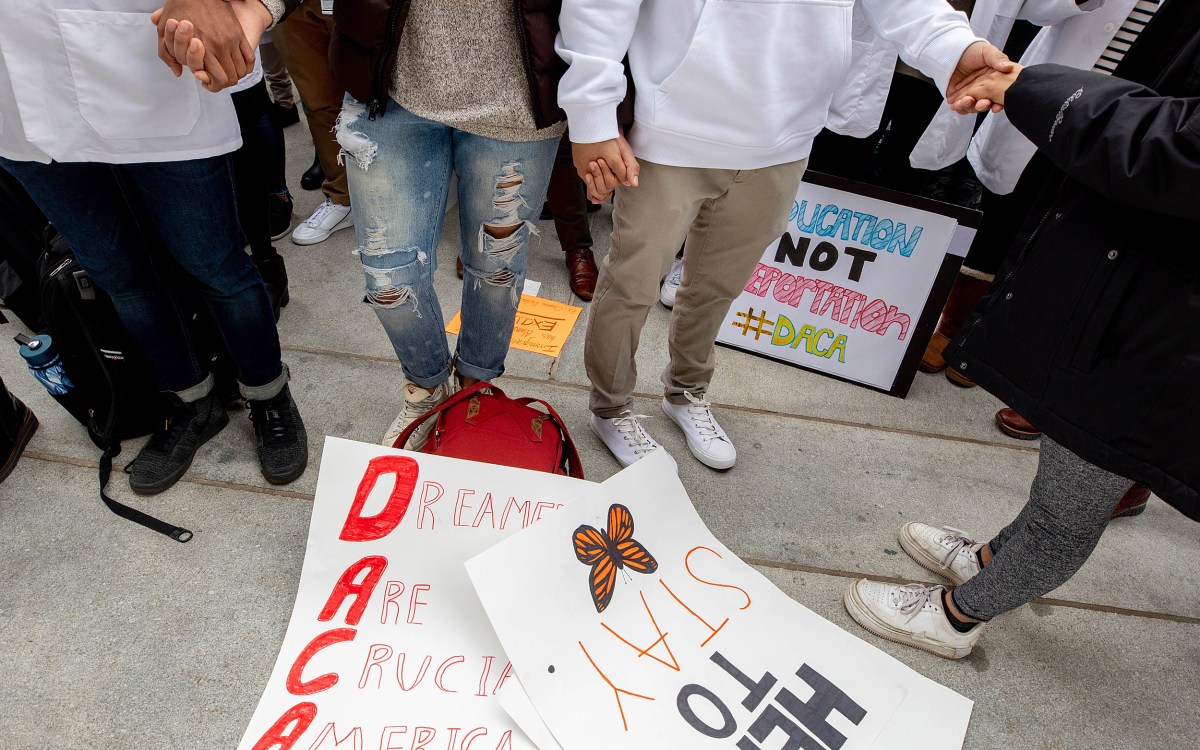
[{"x1": 265, "y1": 0, "x2": 564, "y2": 142}]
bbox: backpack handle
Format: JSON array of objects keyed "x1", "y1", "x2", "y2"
[{"x1": 391, "y1": 382, "x2": 585, "y2": 479}]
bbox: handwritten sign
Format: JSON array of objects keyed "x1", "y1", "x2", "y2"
[
  {"x1": 468, "y1": 451, "x2": 973, "y2": 750},
  {"x1": 717, "y1": 172, "x2": 979, "y2": 397},
  {"x1": 237, "y1": 437, "x2": 591, "y2": 750},
  {"x1": 447, "y1": 296, "x2": 582, "y2": 358}
]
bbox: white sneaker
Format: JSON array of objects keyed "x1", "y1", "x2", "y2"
[
  {"x1": 844, "y1": 580, "x2": 981, "y2": 660},
  {"x1": 661, "y1": 392, "x2": 736, "y2": 470},
  {"x1": 590, "y1": 412, "x2": 665, "y2": 468},
  {"x1": 291, "y1": 198, "x2": 353, "y2": 245},
  {"x1": 659, "y1": 256, "x2": 683, "y2": 308},
  {"x1": 382, "y1": 380, "x2": 452, "y2": 450},
  {"x1": 898, "y1": 523, "x2": 984, "y2": 586}
]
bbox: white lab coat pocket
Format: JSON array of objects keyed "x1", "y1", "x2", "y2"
[{"x1": 56, "y1": 9, "x2": 202, "y2": 140}]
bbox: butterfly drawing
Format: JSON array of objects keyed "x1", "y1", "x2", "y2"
[{"x1": 572, "y1": 503, "x2": 659, "y2": 613}]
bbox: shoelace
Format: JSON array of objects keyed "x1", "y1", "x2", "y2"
[
  {"x1": 251, "y1": 398, "x2": 297, "y2": 446},
  {"x1": 892, "y1": 584, "x2": 939, "y2": 620},
  {"x1": 681, "y1": 391, "x2": 722, "y2": 440},
  {"x1": 143, "y1": 411, "x2": 192, "y2": 454},
  {"x1": 303, "y1": 199, "x2": 338, "y2": 227},
  {"x1": 402, "y1": 387, "x2": 445, "y2": 420},
  {"x1": 666, "y1": 259, "x2": 684, "y2": 286},
  {"x1": 612, "y1": 412, "x2": 656, "y2": 455},
  {"x1": 935, "y1": 526, "x2": 980, "y2": 571}
]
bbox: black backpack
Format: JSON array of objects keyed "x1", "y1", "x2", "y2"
[{"x1": 27, "y1": 229, "x2": 238, "y2": 542}]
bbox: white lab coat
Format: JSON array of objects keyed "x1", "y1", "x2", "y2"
[
  {"x1": 967, "y1": 0, "x2": 1143, "y2": 193},
  {"x1": 908, "y1": 0, "x2": 1103, "y2": 173},
  {"x1": 0, "y1": 0, "x2": 240, "y2": 165}
]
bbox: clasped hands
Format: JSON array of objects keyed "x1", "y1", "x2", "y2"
[
  {"x1": 572, "y1": 41, "x2": 1022, "y2": 204},
  {"x1": 151, "y1": 0, "x2": 273, "y2": 92}
]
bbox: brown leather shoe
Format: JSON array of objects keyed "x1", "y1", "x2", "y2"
[
  {"x1": 565, "y1": 247, "x2": 598, "y2": 301},
  {"x1": 1111, "y1": 483, "x2": 1150, "y2": 519},
  {"x1": 920, "y1": 271, "x2": 993, "y2": 373},
  {"x1": 456, "y1": 257, "x2": 464, "y2": 280},
  {"x1": 945, "y1": 366, "x2": 977, "y2": 388},
  {"x1": 995, "y1": 408, "x2": 1041, "y2": 440}
]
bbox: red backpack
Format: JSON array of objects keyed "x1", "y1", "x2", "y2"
[{"x1": 392, "y1": 382, "x2": 584, "y2": 479}]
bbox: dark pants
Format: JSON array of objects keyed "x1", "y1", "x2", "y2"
[
  {"x1": 0, "y1": 155, "x2": 283, "y2": 394},
  {"x1": 232, "y1": 78, "x2": 287, "y2": 260},
  {"x1": 0, "y1": 167, "x2": 49, "y2": 329},
  {"x1": 545, "y1": 135, "x2": 592, "y2": 253}
]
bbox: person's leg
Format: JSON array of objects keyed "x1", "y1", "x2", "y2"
[
  {"x1": 1, "y1": 158, "x2": 208, "y2": 393},
  {"x1": 259, "y1": 40, "x2": 297, "y2": 111},
  {"x1": 0, "y1": 166, "x2": 50, "y2": 329},
  {"x1": 336, "y1": 98, "x2": 456, "y2": 447},
  {"x1": 122, "y1": 156, "x2": 285, "y2": 395},
  {"x1": 664, "y1": 159, "x2": 808, "y2": 403},
  {"x1": 453, "y1": 132, "x2": 559, "y2": 384},
  {"x1": 545, "y1": 134, "x2": 597, "y2": 300},
  {"x1": 952, "y1": 438, "x2": 1132, "y2": 621},
  {"x1": 231, "y1": 82, "x2": 278, "y2": 262},
  {"x1": 124, "y1": 156, "x2": 306, "y2": 484},
  {"x1": 0, "y1": 374, "x2": 38, "y2": 483},
  {"x1": 273, "y1": 0, "x2": 348, "y2": 208},
  {"x1": 585, "y1": 161, "x2": 717, "y2": 418}
]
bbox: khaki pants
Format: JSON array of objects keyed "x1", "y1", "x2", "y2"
[
  {"x1": 259, "y1": 41, "x2": 296, "y2": 109},
  {"x1": 272, "y1": 0, "x2": 349, "y2": 206},
  {"x1": 585, "y1": 158, "x2": 807, "y2": 418}
]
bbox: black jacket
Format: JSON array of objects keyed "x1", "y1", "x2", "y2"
[{"x1": 945, "y1": 5, "x2": 1200, "y2": 519}]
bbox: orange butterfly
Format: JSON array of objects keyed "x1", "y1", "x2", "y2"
[{"x1": 572, "y1": 504, "x2": 659, "y2": 613}]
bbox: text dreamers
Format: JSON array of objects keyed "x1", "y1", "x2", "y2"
[{"x1": 248, "y1": 453, "x2": 571, "y2": 750}]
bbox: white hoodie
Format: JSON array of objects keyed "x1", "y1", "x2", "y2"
[{"x1": 557, "y1": 0, "x2": 983, "y2": 170}]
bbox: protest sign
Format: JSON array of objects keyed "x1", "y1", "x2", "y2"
[
  {"x1": 467, "y1": 450, "x2": 973, "y2": 750},
  {"x1": 717, "y1": 172, "x2": 980, "y2": 396},
  {"x1": 447, "y1": 295, "x2": 582, "y2": 358},
  {"x1": 238, "y1": 437, "x2": 591, "y2": 750}
]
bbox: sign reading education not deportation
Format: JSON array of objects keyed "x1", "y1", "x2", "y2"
[
  {"x1": 717, "y1": 172, "x2": 979, "y2": 397},
  {"x1": 237, "y1": 437, "x2": 590, "y2": 750},
  {"x1": 467, "y1": 451, "x2": 974, "y2": 750}
]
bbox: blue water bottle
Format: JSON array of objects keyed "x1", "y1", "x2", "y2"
[{"x1": 18, "y1": 334, "x2": 75, "y2": 395}]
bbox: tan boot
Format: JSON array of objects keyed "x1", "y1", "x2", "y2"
[{"x1": 920, "y1": 270, "x2": 994, "y2": 374}]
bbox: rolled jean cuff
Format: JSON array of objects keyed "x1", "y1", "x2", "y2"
[
  {"x1": 452, "y1": 355, "x2": 500, "y2": 385},
  {"x1": 241, "y1": 363, "x2": 289, "y2": 401},
  {"x1": 174, "y1": 374, "x2": 215, "y2": 404},
  {"x1": 404, "y1": 365, "x2": 451, "y2": 391}
]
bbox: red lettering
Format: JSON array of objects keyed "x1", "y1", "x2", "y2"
[
  {"x1": 412, "y1": 727, "x2": 437, "y2": 750},
  {"x1": 435, "y1": 656, "x2": 465, "y2": 693},
  {"x1": 461, "y1": 728, "x2": 487, "y2": 750},
  {"x1": 251, "y1": 701, "x2": 317, "y2": 750},
  {"x1": 287, "y1": 629, "x2": 357, "y2": 695},
  {"x1": 339, "y1": 456, "x2": 419, "y2": 542},
  {"x1": 408, "y1": 584, "x2": 431, "y2": 625},
  {"x1": 319, "y1": 556, "x2": 388, "y2": 626},
  {"x1": 358, "y1": 644, "x2": 393, "y2": 689}
]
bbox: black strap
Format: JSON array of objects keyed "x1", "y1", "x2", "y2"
[{"x1": 98, "y1": 443, "x2": 193, "y2": 543}]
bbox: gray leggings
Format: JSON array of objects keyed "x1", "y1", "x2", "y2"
[{"x1": 952, "y1": 437, "x2": 1132, "y2": 621}]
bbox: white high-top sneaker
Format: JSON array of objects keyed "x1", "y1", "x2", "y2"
[
  {"x1": 661, "y1": 392, "x2": 736, "y2": 470},
  {"x1": 291, "y1": 198, "x2": 353, "y2": 245},
  {"x1": 844, "y1": 580, "x2": 982, "y2": 660},
  {"x1": 898, "y1": 523, "x2": 985, "y2": 586}
]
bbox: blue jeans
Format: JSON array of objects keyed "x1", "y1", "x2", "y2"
[
  {"x1": 0, "y1": 156, "x2": 285, "y2": 397},
  {"x1": 336, "y1": 98, "x2": 559, "y2": 386}
]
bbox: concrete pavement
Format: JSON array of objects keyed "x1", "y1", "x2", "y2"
[{"x1": 0, "y1": 124, "x2": 1196, "y2": 750}]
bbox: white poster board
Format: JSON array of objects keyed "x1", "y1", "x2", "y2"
[
  {"x1": 468, "y1": 451, "x2": 973, "y2": 750},
  {"x1": 238, "y1": 437, "x2": 591, "y2": 750},
  {"x1": 717, "y1": 172, "x2": 979, "y2": 397}
]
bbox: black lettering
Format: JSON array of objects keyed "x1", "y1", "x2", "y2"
[
  {"x1": 677, "y1": 684, "x2": 737, "y2": 739},
  {"x1": 775, "y1": 664, "x2": 867, "y2": 750},
  {"x1": 809, "y1": 242, "x2": 839, "y2": 272},
  {"x1": 774, "y1": 234, "x2": 811, "y2": 268},
  {"x1": 842, "y1": 246, "x2": 878, "y2": 283},
  {"x1": 738, "y1": 705, "x2": 823, "y2": 750},
  {"x1": 710, "y1": 651, "x2": 776, "y2": 712}
]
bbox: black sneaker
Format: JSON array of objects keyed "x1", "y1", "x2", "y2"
[
  {"x1": 128, "y1": 391, "x2": 229, "y2": 495},
  {"x1": 249, "y1": 385, "x2": 308, "y2": 485},
  {"x1": 269, "y1": 192, "x2": 294, "y2": 240},
  {"x1": 269, "y1": 101, "x2": 301, "y2": 128}
]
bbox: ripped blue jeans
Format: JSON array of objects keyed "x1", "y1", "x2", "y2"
[{"x1": 336, "y1": 97, "x2": 559, "y2": 386}]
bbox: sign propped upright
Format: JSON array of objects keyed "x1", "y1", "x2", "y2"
[{"x1": 717, "y1": 172, "x2": 980, "y2": 397}]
